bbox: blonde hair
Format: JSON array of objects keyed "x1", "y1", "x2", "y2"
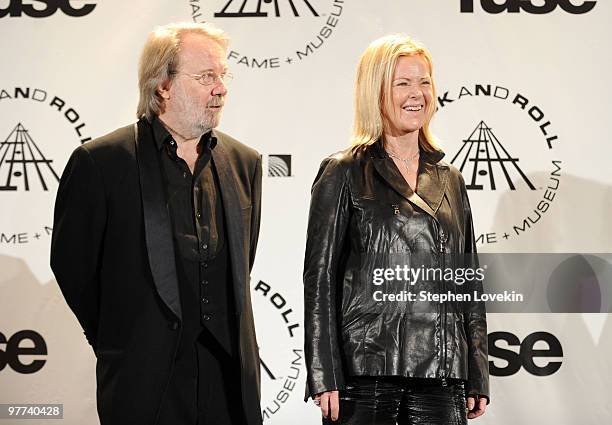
[
  {"x1": 137, "y1": 22, "x2": 229, "y2": 120},
  {"x1": 351, "y1": 34, "x2": 440, "y2": 153}
]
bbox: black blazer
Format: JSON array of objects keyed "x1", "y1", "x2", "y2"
[{"x1": 51, "y1": 119, "x2": 263, "y2": 425}]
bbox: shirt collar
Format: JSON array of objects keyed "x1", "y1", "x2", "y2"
[{"x1": 151, "y1": 116, "x2": 217, "y2": 152}]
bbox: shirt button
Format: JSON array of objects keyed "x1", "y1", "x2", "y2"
[
  {"x1": 202, "y1": 243, "x2": 208, "y2": 250},
  {"x1": 203, "y1": 314, "x2": 212, "y2": 321},
  {"x1": 202, "y1": 262, "x2": 208, "y2": 269},
  {"x1": 196, "y1": 212, "x2": 201, "y2": 219},
  {"x1": 202, "y1": 297, "x2": 209, "y2": 304},
  {"x1": 201, "y1": 280, "x2": 208, "y2": 285}
]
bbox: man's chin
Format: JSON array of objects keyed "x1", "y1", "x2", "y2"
[
  {"x1": 207, "y1": 116, "x2": 222, "y2": 130},
  {"x1": 193, "y1": 118, "x2": 219, "y2": 134}
]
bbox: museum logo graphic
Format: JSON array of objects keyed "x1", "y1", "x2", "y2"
[
  {"x1": 0, "y1": 123, "x2": 60, "y2": 191},
  {"x1": 186, "y1": 0, "x2": 346, "y2": 69},
  {"x1": 268, "y1": 154, "x2": 292, "y2": 177},
  {"x1": 215, "y1": 0, "x2": 319, "y2": 17},
  {"x1": 252, "y1": 279, "x2": 302, "y2": 421},
  {"x1": 0, "y1": 86, "x2": 90, "y2": 280},
  {"x1": 451, "y1": 120, "x2": 535, "y2": 191},
  {"x1": 436, "y1": 83, "x2": 563, "y2": 246}
]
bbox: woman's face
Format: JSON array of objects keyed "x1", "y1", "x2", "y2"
[{"x1": 383, "y1": 55, "x2": 432, "y2": 137}]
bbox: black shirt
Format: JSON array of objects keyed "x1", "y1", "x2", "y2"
[
  {"x1": 152, "y1": 117, "x2": 223, "y2": 260},
  {"x1": 151, "y1": 117, "x2": 236, "y2": 354}
]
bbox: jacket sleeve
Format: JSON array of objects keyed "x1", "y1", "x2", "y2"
[
  {"x1": 303, "y1": 157, "x2": 350, "y2": 398},
  {"x1": 249, "y1": 154, "x2": 262, "y2": 272},
  {"x1": 460, "y1": 175, "x2": 490, "y2": 403},
  {"x1": 50, "y1": 145, "x2": 107, "y2": 349}
]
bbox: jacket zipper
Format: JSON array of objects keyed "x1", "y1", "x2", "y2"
[{"x1": 438, "y1": 225, "x2": 448, "y2": 386}]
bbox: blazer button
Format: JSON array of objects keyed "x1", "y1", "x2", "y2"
[{"x1": 169, "y1": 321, "x2": 179, "y2": 330}]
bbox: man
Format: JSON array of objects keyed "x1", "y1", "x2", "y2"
[{"x1": 51, "y1": 23, "x2": 262, "y2": 425}]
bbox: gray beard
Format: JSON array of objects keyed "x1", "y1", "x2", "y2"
[{"x1": 176, "y1": 86, "x2": 223, "y2": 138}]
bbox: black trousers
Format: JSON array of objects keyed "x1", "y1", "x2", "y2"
[
  {"x1": 157, "y1": 327, "x2": 245, "y2": 425},
  {"x1": 323, "y1": 377, "x2": 467, "y2": 425}
]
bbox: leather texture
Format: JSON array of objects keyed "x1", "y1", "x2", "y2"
[
  {"x1": 322, "y1": 377, "x2": 467, "y2": 425},
  {"x1": 303, "y1": 141, "x2": 489, "y2": 403}
]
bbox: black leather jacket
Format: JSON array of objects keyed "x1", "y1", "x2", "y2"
[{"x1": 303, "y1": 141, "x2": 489, "y2": 402}]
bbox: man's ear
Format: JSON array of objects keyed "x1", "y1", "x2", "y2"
[{"x1": 157, "y1": 78, "x2": 171, "y2": 100}]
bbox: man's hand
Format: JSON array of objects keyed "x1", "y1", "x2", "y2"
[
  {"x1": 466, "y1": 395, "x2": 487, "y2": 419},
  {"x1": 315, "y1": 390, "x2": 339, "y2": 421}
]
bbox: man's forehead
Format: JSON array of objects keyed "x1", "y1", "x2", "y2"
[{"x1": 178, "y1": 33, "x2": 227, "y2": 69}]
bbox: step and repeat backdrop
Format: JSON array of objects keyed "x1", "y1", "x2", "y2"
[{"x1": 1, "y1": 1, "x2": 611, "y2": 424}]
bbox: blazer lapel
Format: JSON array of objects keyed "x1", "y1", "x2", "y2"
[
  {"x1": 134, "y1": 120, "x2": 182, "y2": 320},
  {"x1": 211, "y1": 136, "x2": 246, "y2": 314}
]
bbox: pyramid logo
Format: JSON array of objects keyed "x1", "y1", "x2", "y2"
[
  {"x1": 214, "y1": 0, "x2": 319, "y2": 17},
  {"x1": 0, "y1": 123, "x2": 60, "y2": 191},
  {"x1": 450, "y1": 121, "x2": 536, "y2": 191}
]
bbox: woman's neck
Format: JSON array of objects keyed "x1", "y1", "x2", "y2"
[{"x1": 384, "y1": 130, "x2": 420, "y2": 158}]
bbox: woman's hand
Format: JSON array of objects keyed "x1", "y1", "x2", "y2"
[
  {"x1": 315, "y1": 390, "x2": 340, "y2": 421},
  {"x1": 466, "y1": 395, "x2": 487, "y2": 419}
]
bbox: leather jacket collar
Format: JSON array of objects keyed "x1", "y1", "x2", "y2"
[{"x1": 369, "y1": 140, "x2": 450, "y2": 218}]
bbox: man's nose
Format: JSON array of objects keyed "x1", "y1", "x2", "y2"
[{"x1": 212, "y1": 78, "x2": 228, "y2": 96}]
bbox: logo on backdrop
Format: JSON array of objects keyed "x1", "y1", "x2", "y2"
[
  {"x1": 460, "y1": 0, "x2": 596, "y2": 14},
  {"x1": 489, "y1": 331, "x2": 563, "y2": 376},
  {"x1": 436, "y1": 83, "x2": 563, "y2": 246},
  {"x1": 0, "y1": 0, "x2": 97, "y2": 18},
  {"x1": 0, "y1": 87, "x2": 90, "y2": 279},
  {"x1": 0, "y1": 123, "x2": 60, "y2": 191},
  {"x1": 0, "y1": 330, "x2": 47, "y2": 374},
  {"x1": 186, "y1": 0, "x2": 345, "y2": 69},
  {"x1": 268, "y1": 154, "x2": 292, "y2": 177},
  {"x1": 252, "y1": 280, "x2": 302, "y2": 420},
  {"x1": 451, "y1": 121, "x2": 536, "y2": 191}
]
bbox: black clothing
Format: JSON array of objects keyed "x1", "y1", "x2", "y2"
[
  {"x1": 150, "y1": 117, "x2": 240, "y2": 423},
  {"x1": 157, "y1": 328, "x2": 245, "y2": 425},
  {"x1": 51, "y1": 119, "x2": 263, "y2": 425},
  {"x1": 152, "y1": 117, "x2": 236, "y2": 355},
  {"x1": 323, "y1": 377, "x2": 467, "y2": 425},
  {"x1": 303, "y1": 141, "x2": 489, "y2": 403}
]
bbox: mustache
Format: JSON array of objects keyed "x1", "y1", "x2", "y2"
[{"x1": 207, "y1": 96, "x2": 225, "y2": 107}]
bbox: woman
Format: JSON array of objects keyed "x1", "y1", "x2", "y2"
[{"x1": 303, "y1": 35, "x2": 489, "y2": 424}]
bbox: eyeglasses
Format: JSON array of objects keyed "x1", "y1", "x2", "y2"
[{"x1": 170, "y1": 70, "x2": 234, "y2": 86}]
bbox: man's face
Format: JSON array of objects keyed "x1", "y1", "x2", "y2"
[{"x1": 164, "y1": 33, "x2": 228, "y2": 136}]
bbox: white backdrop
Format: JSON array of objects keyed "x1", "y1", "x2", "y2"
[{"x1": 1, "y1": 1, "x2": 611, "y2": 424}]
